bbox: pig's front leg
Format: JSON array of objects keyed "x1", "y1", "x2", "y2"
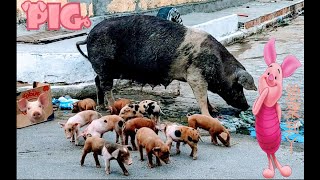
[
  {"x1": 176, "y1": 141, "x2": 181, "y2": 154},
  {"x1": 117, "y1": 160, "x2": 129, "y2": 176},
  {"x1": 209, "y1": 129, "x2": 218, "y2": 145},
  {"x1": 186, "y1": 66, "x2": 210, "y2": 116},
  {"x1": 190, "y1": 143, "x2": 198, "y2": 160},
  {"x1": 165, "y1": 138, "x2": 173, "y2": 154},
  {"x1": 156, "y1": 156, "x2": 161, "y2": 166},
  {"x1": 95, "y1": 75, "x2": 105, "y2": 110},
  {"x1": 252, "y1": 88, "x2": 269, "y2": 115},
  {"x1": 147, "y1": 151, "x2": 154, "y2": 168},
  {"x1": 119, "y1": 132, "x2": 124, "y2": 145},
  {"x1": 104, "y1": 158, "x2": 111, "y2": 175},
  {"x1": 74, "y1": 128, "x2": 79, "y2": 146},
  {"x1": 116, "y1": 133, "x2": 119, "y2": 144},
  {"x1": 130, "y1": 134, "x2": 137, "y2": 151},
  {"x1": 124, "y1": 133, "x2": 129, "y2": 145}
]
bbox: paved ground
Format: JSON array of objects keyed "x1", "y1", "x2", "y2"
[
  {"x1": 17, "y1": 110, "x2": 304, "y2": 179},
  {"x1": 17, "y1": 16, "x2": 304, "y2": 179}
]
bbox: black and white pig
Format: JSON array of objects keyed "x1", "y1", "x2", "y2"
[{"x1": 76, "y1": 15, "x2": 257, "y2": 116}]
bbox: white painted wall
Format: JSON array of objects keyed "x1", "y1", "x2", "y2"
[{"x1": 191, "y1": 14, "x2": 239, "y2": 41}]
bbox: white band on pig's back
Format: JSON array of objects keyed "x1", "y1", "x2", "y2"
[{"x1": 167, "y1": 125, "x2": 179, "y2": 140}]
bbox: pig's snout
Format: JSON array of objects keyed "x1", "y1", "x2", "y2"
[
  {"x1": 32, "y1": 111, "x2": 42, "y2": 119},
  {"x1": 266, "y1": 73, "x2": 276, "y2": 87},
  {"x1": 125, "y1": 158, "x2": 133, "y2": 165},
  {"x1": 268, "y1": 74, "x2": 274, "y2": 81}
]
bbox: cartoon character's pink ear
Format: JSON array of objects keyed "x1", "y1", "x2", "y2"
[
  {"x1": 21, "y1": 0, "x2": 31, "y2": 12},
  {"x1": 281, "y1": 55, "x2": 302, "y2": 78},
  {"x1": 38, "y1": 1, "x2": 47, "y2": 12},
  {"x1": 264, "y1": 38, "x2": 277, "y2": 65}
]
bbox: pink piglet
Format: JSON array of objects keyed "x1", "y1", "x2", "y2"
[{"x1": 252, "y1": 38, "x2": 301, "y2": 178}]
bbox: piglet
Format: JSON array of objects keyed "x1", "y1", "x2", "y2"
[
  {"x1": 107, "y1": 98, "x2": 131, "y2": 115},
  {"x1": 163, "y1": 123, "x2": 200, "y2": 160},
  {"x1": 138, "y1": 100, "x2": 164, "y2": 124},
  {"x1": 119, "y1": 104, "x2": 144, "y2": 121},
  {"x1": 17, "y1": 92, "x2": 49, "y2": 123},
  {"x1": 79, "y1": 115, "x2": 125, "y2": 144},
  {"x1": 135, "y1": 127, "x2": 170, "y2": 168},
  {"x1": 102, "y1": 140, "x2": 133, "y2": 176},
  {"x1": 122, "y1": 117, "x2": 159, "y2": 150},
  {"x1": 252, "y1": 38, "x2": 301, "y2": 178},
  {"x1": 72, "y1": 98, "x2": 97, "y2": 113},
  {"x1": 58, "y1": 110, "x2": 102, "y2": 145},
  {"x1": 81, "y1": 134, "x2": 133, "y2": 176}
]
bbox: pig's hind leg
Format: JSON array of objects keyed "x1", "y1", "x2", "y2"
[{"x1": 93, "y1": 152, "x2": 101, "y2": 168}]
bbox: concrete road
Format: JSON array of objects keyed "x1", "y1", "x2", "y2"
[
  {"x1": 17, "y1": 115, "x2": 304, "y2": 179},
  {"x1": 17, "y1": 16, "x2": 304, "y2": 179}
]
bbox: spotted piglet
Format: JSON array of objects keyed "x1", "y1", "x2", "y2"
[
  {"x1": 81, "y1": 134, "x2": 133, "y2": 176},
  {"x1": 138, "y1": 100, "x2": 164, "y2": 124},
  {"x1": 58, "y1": 110, "x2": 101, "y2": 145},
  {"x1": 119, "y1": 104, "x2": 144, "y2": 121},
  {"x1": 163, "y1": 123, "x2": 200, "y2": 160},
  {"x1": 79, "y1": 115, "x2": 125, "y2": 144}
]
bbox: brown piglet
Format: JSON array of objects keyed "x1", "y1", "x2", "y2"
[
  {"x1": 72, "y1": 98, "x2": 97, "y2": 113},
  {"x1": 187, "y1": 114, "x2": 230, "y2": 147},
  {"x1": 108, "y1": 98, "x2": 131, "y2": 115},
  {"x1": 135, "y1": 127, "x2": 170, "y2": 168},
  {"x1": 122, "y1": 117, "x2": 158, "y2": 150}
]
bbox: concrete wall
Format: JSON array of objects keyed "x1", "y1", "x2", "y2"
[
  {"x1": 16, "y1": 0, "x2": 93, "y2": 23},
  {"x1": 17, "y1": 0, "x2": 252, "y2": 21}
]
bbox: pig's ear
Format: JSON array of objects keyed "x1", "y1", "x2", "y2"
[
  {"x1": 236, "y1": 70, "x2": 257, "y2": 91},
  {"x1": 37, "y1": 1, "x2": 47, "y2": 12},
  {"x1": 159, "y1": 123, "x2": 167, "y2": 132},
  {"x1": 111, "y1": 149, "x2": 120, "y2": 159},
  {"x1": 18, "y1": 98, "x2": 28, "y2": 112},
  {"x1": 107, "y1": 106, "x2": 113, "y2": 113},
  {"x1": 38, "y1": 93, "x2": 49, "y2": 107},
  {"x1": 21, "y1": 0, "x2": 31, "y2": 11},
  {"x1": 58, "y1": 122, "x2": 65, "y2": 128},
  {"x1": 73, "y1": 123, "x2": 79, "y2": 127},
  {"x1": 152, "y1": 147, "x2": 161, "y2": 152},
  {"x1": 264, "y1": 38, "x2": 277, "y2": 65},
  {"x1": 281, "y1": 55, "x2": 302, "y2": 78}
]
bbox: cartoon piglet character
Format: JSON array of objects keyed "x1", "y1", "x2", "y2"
[{"x1": 252, "y1": 38, "x2": 301, "y2": 178}]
